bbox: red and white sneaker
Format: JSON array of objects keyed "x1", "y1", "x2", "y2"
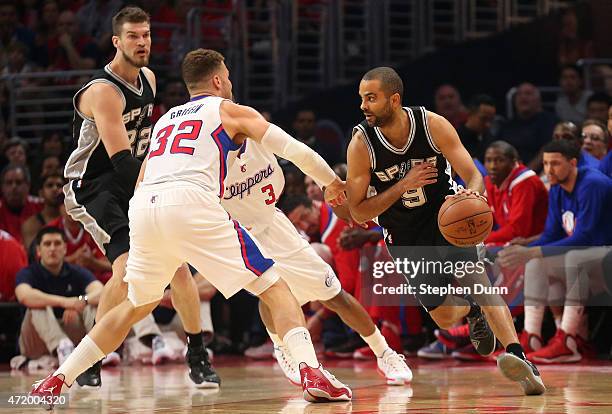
[
  {"x1": 31, "y1": 373, "x2": 70, "y2": 409},
  {"x1": 299, "y1": 362, "x2": 352, "y2": 402},
  {"x1": 527, "y1": 329, "x2": 581, "y2": 364},
  {"x1": 519, "y1": 330, "x2": 543, "y2": 354}
]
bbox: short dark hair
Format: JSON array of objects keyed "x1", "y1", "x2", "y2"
[
  {"x1": 587, "y1": 92, "x2": 612, "y2": 107},
  {"x1": 582, "y1": 119, "x2": 609, "y2": 144},
  {"x1": 36, "y1": 226, "x2": 65, "y2": 245},
  {"x1": 542, "y1": 139, "x2": 580, "y2": 161},
  {"x1": 278, "y1": 194, "x2": 312, "y2": 216},
  {"x1": 560, "y1": 64, "x2": 582, "y2": 79},
  {"x1": 112, "y1": 6, "x2": 150, "y2": 36},
  {"x1": 467, "y1": 94, "x2": 496, "y2": 112},
  {"x1": 1, "y1": 163, "x2": 31, "y2": 183},
  {"x1": 182, "y1": 49, "x2": 226, "y2": 90},
  {"x1": 41, "y1": 172, "x2": 65, "y2": 186},
  {"x1": 362, "y1": 67, "x2": 404, "y2": 100},
  {"x1": 4, "y1": 137, "x2": 27, "y2": 154},
  {"x1": 486, "y1": 140, "x2": 518, "y2": 161}
]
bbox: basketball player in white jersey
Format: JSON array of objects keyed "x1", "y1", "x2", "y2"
[
  {"x1": 222, "y1": 134, "x2": 412, "y2": 385},
  {"x1": 32, "y1": 48, "x2": 352, "y2": 404}
]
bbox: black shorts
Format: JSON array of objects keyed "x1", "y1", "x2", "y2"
[
  {"x1": 63, "y1": 173, "x2": 131, "y2": 264},
  {"x1": 384, "y1": 218, "x2": 482, "y2": 311}
]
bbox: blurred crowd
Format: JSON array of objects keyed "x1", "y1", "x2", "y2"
[{"x1": 1, "y1": 1, "x2": 612, "y2": 370}]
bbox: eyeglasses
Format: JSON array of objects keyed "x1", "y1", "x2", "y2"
[{"x1": 581, "y1": 132, "x2": 606, "y2": 142}]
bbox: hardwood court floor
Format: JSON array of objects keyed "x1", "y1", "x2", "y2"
[{"x1": 2, "y1": 356, "x2": 612, "y2": 413}]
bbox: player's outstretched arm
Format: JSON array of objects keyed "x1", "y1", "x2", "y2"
[
  {"x1": 220, "y1": 101, "x2": 346, "y2": 205},
  {"x1": 427, "y1": 111, "x2": 484, "y2": 194},
  {"x1": 346, "y1": 130, "x2": 435, "y2": 223}
]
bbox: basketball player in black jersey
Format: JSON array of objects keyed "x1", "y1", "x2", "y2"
[
  {"x1": 61, "y1": 7, "x2": 217, "y2": 388},
  {"x1": 345, "y1": 67, "x2": 545, "y2": 395}
]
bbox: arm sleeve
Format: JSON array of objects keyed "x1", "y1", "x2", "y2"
[{"x1": 260, "y1": 124, "x2": 336, "y2": 187}]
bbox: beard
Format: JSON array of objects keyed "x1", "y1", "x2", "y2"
[
  {"x1": 365, "y1": 104, "x2": 394, "y2": 127},
  {"x1": 122, "y1": 50, "x2": 149, "y2": 68}
]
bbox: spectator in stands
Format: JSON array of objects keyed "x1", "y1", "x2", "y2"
[
  {"x1": 456, "y1": 94, "x2": 496, "y2": 162},
  {"x1": 557, "y1": 8, "x2": 593, "y2": 67},
  {"x1": 0, "y1": 164, "x2": 42, "y2": 243},
  {"x1": 581, "y1": 119, "x2": 609, "y2": 160},
  {"x1": 75, "y1": 0, "x2": 122, "y2": 57},
  {"x1": 305, "y1": 176, "x2": 323, "y2": 202},
  {"x1": 499, "y1": 82, "x2": 558, "y2": 169},
  {"x1": 290, "y1": 109, "x2": 340, "y2": 166},
  {"x1": 498, "y1": 140, "x2": 612, "y2": 363},
  {"x1": 31, "y1": 155, "x2": 62, "y2": 194},
  {"x1": 0, "y1": 1, "x2": 37, "y2": 59},
  {"x1": 46, "y1": 10, "x2": 99, "y2": 71},
  {"x1": 48, "y1": 204, "x2": 111, "y2": 283},
  {"x1": 0, "y1": 229, "x2": 27, "y2": 301},
  {"x1": 152, "y1": 78, "x2": 189, "y2": 123},
  {"x1": 21, "y1": 173, "x2": 63, "y2": 250},
  {"x1": 13, "y1": 227, "x2": 103, "y2": 368},
  {"x1": 554, "y1": 121, "x2": 599, "y2": 169},
  {"x1": 1, "y1": 41, "x2": 38, "y2": 80},
  {"x1": 35, "y1": 0, "x2": 60, "y2": 49},
  {"x1": 586, "y1": 92, "x2": 611, "y2": 124},
  {"x1": 280, "y1": 164, "x2": 306, "y2": 197},
  {"x1": 434, "y1": 84, "x2": 468, "y2": 128},
  {"x1": 483, "y1": 141, "x2": 548, "y2": 246},
  {"x1": 555, "y1": 64, "x2": 592, "y2": 125},
  {"x1": 3, "y1": 138, "x2": 27, "y2": 167},
  {"x1": 599, "y1": 106, "x2": 612, "y2": 178}
]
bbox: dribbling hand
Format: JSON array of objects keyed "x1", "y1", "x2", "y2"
[
  {"x1": 324, "y1": 177, "x2": 347, "y2": 207},
  {"x1": 446, "y1": 187, "x2": 487, "y2": 203}
]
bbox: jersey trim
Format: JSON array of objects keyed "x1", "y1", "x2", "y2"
[
  {"x1": 321, "y1": 204, "x2": 337, "y2": 244},
  {"x1": 63, "y1": 182, "x2": 111, "y2": 253},
  {"x1": 373, "y1": 107, "x2": 416, "y2": 155},
  {"x1": 104, "y1": 64, "x2": 144, "y2": 96},
  {"x1": 64, "y1": 119, "x2": 102, "y2": 181},
  {"x1": 232, "y1": 219, "x2": 274, "y2": 276},
  {"x1": 73, "y1": 79, "x2": 126, "y2": 122},
  {"x1": 508, "y1": 169, "x2": 536, "y2": 193},
  {"x1": 421, "y1": 108, "x2": 441, "y2": 154},
  {"x1": 211, "y1": 125, "x2": 240, "y2": 199},
  {"x1": 354, "y1": 124, "x2": 376, "y2": 170}
]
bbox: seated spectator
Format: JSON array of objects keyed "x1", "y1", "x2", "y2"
[
  {"x1": 31, "y1": 154, "x2": 63, "y2": 194},
  {"x1": 290, "y1": 109, "x2": 341, "y2": 166},
  {"x1": 434, "y1": 84, "x2": 468, "y2": 128},
  {"x1": 13, "y1": 227, "x2": 103, "y2": 369},
  {"x1": 305, "y1": 176, "x2": 323, "y2": 202},
  {"x1": 1, "y1": 41, "x2": 38, "y2": 79},
  {"x1": 0, "y1": 164, "x2": 43, "y2": 243},
  {"x1": 555, "y1": 64, "x2": 592, "y2": 125},
  {"x1": 498, "y1": 140, "x2": 612, "y2": 363},
  {"x1": 586, "y1": 92, "x2": 611, "y2": 124},
  {"x1": 599, "y1": 106, "x2": 612, "y2": 177},
  {"x1": 556, "y1": 121, "x2": 600, "y2": 168},
  {"x1": 499, "y1": 83, "x2": 558, "y2": 169},
  {"x1": 456, "y1": 94, "x2": 496, "y2": 162},
  {"x1": 581, "y1": 119, "x2": 609, "y2": 160},
  {"x1": 22, "y1": 173, "x2": 64, "y2": 250},
  {"x1": 0, "y1": 1, "x2": 37, "y2": 60},
  {"x1": 557, "y1": 8, "x2": 593, "y2": 67},
  {"x1": 483, "y1": 141, "x2": 548, "y2": 246},
  {"x1": 0, "y1": 229, "x2": 27, "y2": 301},
  {"x1": 46, "y1": 10, "x2": 99, "y2": 71},
  {"x1": 48, "y1": 204, "x2": 111, "y2": 283},
  {"x1": 3, "y1": 138, "x2": 28, "y2": 167},
  {"x1": 75, "y1": 0, "x2": 122, "y2": 58}
]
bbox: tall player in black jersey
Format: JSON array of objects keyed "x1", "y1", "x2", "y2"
[
  {"x1": 345, "y1": 67, "x2": 545, "y2": 395},
  {"x1": 61, "y1": 7, "x2": 217, "y2": 388}
]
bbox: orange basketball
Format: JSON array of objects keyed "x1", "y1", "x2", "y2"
[{"x1": 437, "y1": 193, "x2": 493, "y2": 247}]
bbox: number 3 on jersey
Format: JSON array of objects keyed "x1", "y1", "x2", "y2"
[
  {"x1": 148, "y1": 120, "x2": 203, "y2": 158},
  {"x1": 261, "y1": 184, "x2": 276, "y2": 205}
]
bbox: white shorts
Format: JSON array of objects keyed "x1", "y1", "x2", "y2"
[
  {"x1": 125, "y1": 183, "x2": 279, "y2": 306},
  {"x1": 253, "y1": 209, "x2": 342, "y2": 305}
]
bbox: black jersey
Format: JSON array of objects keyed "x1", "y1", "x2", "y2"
[
  {"x1": 353, "y1": 106, "x2": 458, "y2": 234},
  {"x1": 64, "y1": 64, "x2": 155, "y2": 182}
]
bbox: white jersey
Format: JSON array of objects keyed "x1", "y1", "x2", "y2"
[
  {"x1": 142, "y1": 95, "x2": 239, "y2": 197},
  {"x1": 222, "y1": 140, "x2": 285, "y2": 234}
]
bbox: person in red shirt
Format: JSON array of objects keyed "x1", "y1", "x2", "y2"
[
  {"x1": 0, "y1": 165, "x2": 43, "y2": 244},
  {"x1": 484, "y1": 141, "x2": 548, "y2": 246},
  {"x1": 0, "y1": 229, "x2": 27, "y2": 301}
]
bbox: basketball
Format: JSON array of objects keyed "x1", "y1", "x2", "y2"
[{"x1": 437, "y1": 193, "x2": 493, "y2": 247}]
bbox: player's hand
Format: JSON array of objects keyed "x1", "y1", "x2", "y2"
[
  {"x1": 497, "y1": 245, "x2": 531, "y2": 268},
  {"x1": 338, "y1": 227, "x2": 381, "y2": 250},
  {"x1": 62, "y1": 309, "x2": 79, "y2": 325},
  {"x1": 509, "y1": 236, "x2": 530, "y2": 246},
  {"x1": 400, "y1": 163, "x2": 437, "y2": 191},
  {"x1": 446, "y1": 188, "x2": 487, "y2": 203},
  {"x1": 323, "y1": 177, "x2": 347, "y2": 207}
]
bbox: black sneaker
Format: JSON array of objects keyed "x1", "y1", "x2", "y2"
[
  {"x1": 76, "y1": 360, "x2": 102, "y2": 388},
  {"x1": 466, "y1": 303, "x2": 496, "y2": 356},
  {"x1": 497, "y1": 353, "x2": 546, "y2": 395},
  {"x1": 187, "y1": 345, "x2": 221, "y2": 389}
]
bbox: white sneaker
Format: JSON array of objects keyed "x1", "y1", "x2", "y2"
[
  {"x1": 152, "y1": 336, "x2": 174, "y2": 365},
  {"x1": 102, "y1": 351, "x2": 121, "y2": 367},
  {"x1": 57, "y1": 338, "x2": 74, "y2": 366},
  {"x1": 244, "y1": 341, "x2": 274, "y2": 359},
  {"x1": 377, "y1": 349, "x2": 413, "y2": 385},
  {"x1": 274, "y1": 345, "x2": 300, "y2": 386}
]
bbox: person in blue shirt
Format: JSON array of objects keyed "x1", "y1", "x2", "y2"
[
  {"x1": 13, "y1": 227, "x2": 103, "y2": 369},
  {"x1": 498, "y1": 139, "x2": 612, "y2": 364},
  {"x1": 598, "y1": 106, "x2": 612, "y2": 178}
]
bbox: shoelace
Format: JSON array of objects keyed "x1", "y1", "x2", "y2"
[
  {"x1": 384, "y1": 352, "x2": 408, "y2": 373},
  {"x1": 277, "y1": 346, "x2": 296, "y2": 373}
]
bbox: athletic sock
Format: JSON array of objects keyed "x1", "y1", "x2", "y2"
[
  {"x1": 561, "y1": 306, "x2": 583, "y2": 337},
  {"x1": 361, "y1": 327, "x2": 390, "y2": 358},
  {"x1": 524, "y1": 305, "x2": 545, "y2": 337},
  {"x1": 267, "y1": 329, "x2": 283, "y2": 347},
  {"x1": 506, "y1": 343, "x2": 526, "y2": 360},
  {"x1": 53, "y1": 335, "x2": 105, "y2": 385},
  {"x1": 186, "y1": 331, "x2": 203, "y2": 349},
  {"x1": 283, "y1": 327, "x2": 319, "y2": 367}
]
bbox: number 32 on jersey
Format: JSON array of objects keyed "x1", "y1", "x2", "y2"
[{"x1": 374, "y1": 156, "x2": 437, "y2": 208}]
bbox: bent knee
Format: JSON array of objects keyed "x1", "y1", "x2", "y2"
[{"x1": 430, "y1": 306, "x2": 460, "y2": 329}]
